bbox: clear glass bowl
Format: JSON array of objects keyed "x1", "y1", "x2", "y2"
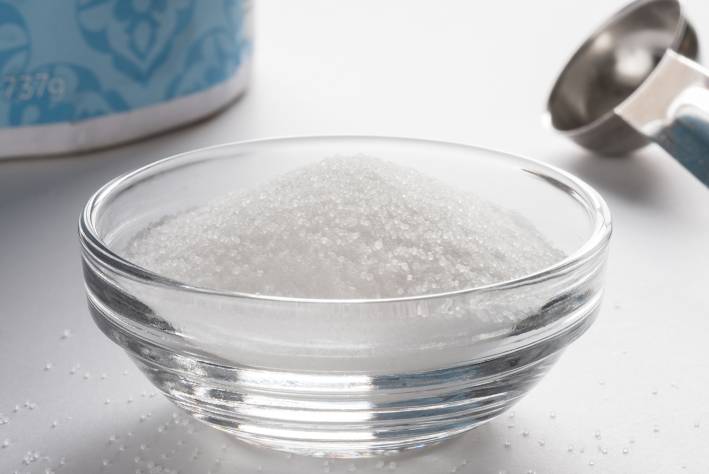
[{"x1": 79, "y1": 136, "x2": 611, "y2": 458}]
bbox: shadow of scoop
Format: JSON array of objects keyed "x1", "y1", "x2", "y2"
[
  {"x1": 559, "y1": 151, "x2": 664, "y2": 204},
  {"x1": 546, "y1": 147, "x2": 698, "y2": 218}
]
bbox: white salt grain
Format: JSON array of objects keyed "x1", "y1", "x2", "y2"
[{"x1": 126, "y1": 156, "x2": 563, "y2": 298}]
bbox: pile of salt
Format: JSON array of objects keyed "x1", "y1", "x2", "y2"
[{"x1": 125, "y1": 156, "x2": 563, "y2": 298}]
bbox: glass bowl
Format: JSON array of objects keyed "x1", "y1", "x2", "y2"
[{"x1": 79, "y1": 136, "x2": 611, "y2": 458}]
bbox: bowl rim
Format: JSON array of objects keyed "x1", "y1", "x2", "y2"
[{"x1": 79, "y1": 135, "x2": 612, "y2": 304}]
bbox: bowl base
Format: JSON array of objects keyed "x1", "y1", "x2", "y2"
[
  {"x1": 128, "y1": 344, "x2": 566, "y2": 458},
  {"x1": 137, "y1": 355, "x2": 548, "y2": 458},
  {"x1": 89, "y1": 292, "x2": 598, "y2": 458},
  {"x1": 198, "y1": 416, "x2": 480, "y2": 458}
]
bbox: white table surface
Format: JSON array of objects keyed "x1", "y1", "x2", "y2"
[{"x1": 1, "y1": 1, "x2": 708, "y2": 473}]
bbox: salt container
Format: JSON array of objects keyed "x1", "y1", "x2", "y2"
[{"x1": 0, "y1": 0, "x2": 253, "y2": 157}]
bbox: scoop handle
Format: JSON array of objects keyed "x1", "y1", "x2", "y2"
[
  {"x1": 654, "y1": 113, "x2": 709, "y2": 184},
  {"x1": 616, "y1": 50, "x2": 709, "y2": 186}
]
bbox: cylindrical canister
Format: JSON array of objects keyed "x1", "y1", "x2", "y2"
[{"x1": 0, "y1": 0, "x2": 253, "y2": 157}]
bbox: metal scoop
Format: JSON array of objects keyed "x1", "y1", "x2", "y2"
[{"x1": 547, "y1": 0, "x2": 709, "y2": 185}]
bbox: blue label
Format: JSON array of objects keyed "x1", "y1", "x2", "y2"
[{"x1": 0, "y1": 0, "x2": 251, "y2": 128}]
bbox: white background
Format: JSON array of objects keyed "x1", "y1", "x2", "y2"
[{"x1": 1, "y1": 1, "x2": 708, "y2": 473}]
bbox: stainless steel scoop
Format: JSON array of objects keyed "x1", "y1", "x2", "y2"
[{"x1": 548, "y1": 0, "x2": 709, "y2": 185}]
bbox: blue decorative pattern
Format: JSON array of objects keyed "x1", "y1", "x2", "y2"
[
  {"x1": 0, "y1": 2, "x2": 30, "y2": 75},
  {"x1": 166, "y1": 28, "x2": 244, "y2": 99},
  {"x1": 0, "y1": 0, "x2": 251, "y2": 128},
  {"x1": 76, "y1": 0, "x2": 195, "y2": 83}
]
